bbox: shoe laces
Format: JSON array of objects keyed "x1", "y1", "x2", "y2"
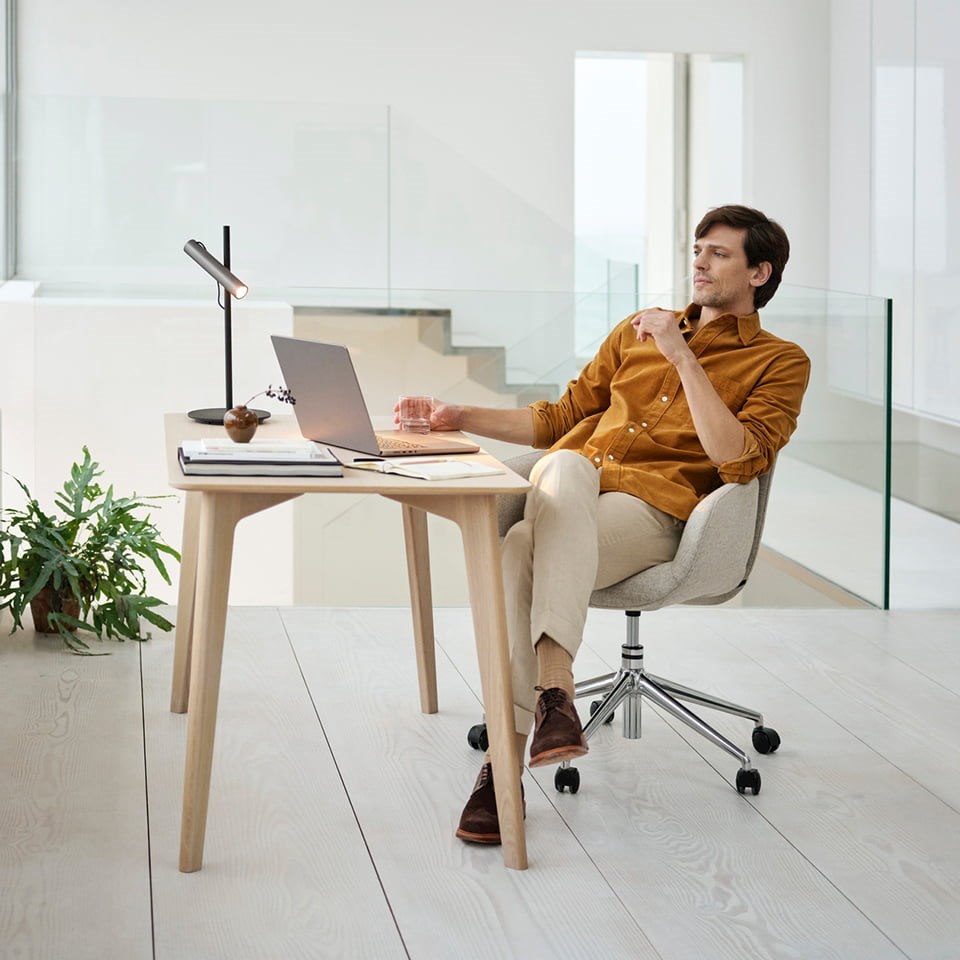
[
  {"x1": 475, "y1": 762, "x2": 494, "y2": 790},
  {"x1": 534, "y1": 685, "x2": 570, "y2": 714}
]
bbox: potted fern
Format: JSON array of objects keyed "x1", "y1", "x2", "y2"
[{"x1": 0, "y1": 447, "x2": 180, "y2": 653}]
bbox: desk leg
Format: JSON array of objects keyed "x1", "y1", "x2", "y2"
[
  {"x1": 401, "y1": 504, "x2": 438, "y2": 714},
  {"x1": 179, "y1": 490, "x2": 299, "y2": 873},
  {"x1": 456, "y1": 497, "x2": 527, "y2": 871},
  {"x1": 170, "y1": 491, "x2": 201, "y2": 714},
  {"x1": 384, "y1": 491, "x2": 527, "y2": 871}
]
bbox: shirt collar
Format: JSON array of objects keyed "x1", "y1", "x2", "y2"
[{"x1": 678, "y1": 304, "x2": 761, "y2": 345}]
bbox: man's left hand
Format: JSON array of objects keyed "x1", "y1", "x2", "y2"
[{"x1": 629, "y1": 308, "x2": 691, "y2": 366}]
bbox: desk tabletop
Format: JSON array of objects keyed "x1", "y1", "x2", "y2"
[{"x1": 165, "y1": 413, "x2": 531, "y2": 497}]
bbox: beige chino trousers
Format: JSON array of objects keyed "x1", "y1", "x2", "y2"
[{"x1": 502, "y1": 450, "x2": 684, "y2": 734}]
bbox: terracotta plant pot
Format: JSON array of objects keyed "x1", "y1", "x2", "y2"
[
  {"x1": 223, "y1": 405, "x2": 258, "y2": 442},
  {"x1": 30, "y1": 587, "x2": 81, "y2": 634}
]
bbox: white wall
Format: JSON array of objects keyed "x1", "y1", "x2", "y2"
[
  {"x1": 17, "y1": 0, "x2": 832, "y2": 296},
  {"x1": 829, "y1": 0, "x2": 960, "y2": 432}
]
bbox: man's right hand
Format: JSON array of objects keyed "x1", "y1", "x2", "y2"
[
  {"x1": 393, "y1": 399, "x2": 536, "y2": 445},
  {"x1": 392, "y1": 399, "x2": 462, "y2": 431},
  {"x1": 428, "y1": 401, "x2": 463, "y2": 431}
]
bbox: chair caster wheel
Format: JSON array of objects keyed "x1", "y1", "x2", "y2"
[
  {"x1": 752, "y1": 726, "x2": 781, "y2": 754},
  {"x1": 590, "y1": 700, "x2": 614, "y2": 725},
  {"x1": 736, "y1": 768, "x2": 761, "y2": 795},
  {"x1": 555, "y1": 765, "x2": 580, "y2": 794},
  {"x1": 467, "y1": 723, "x2": 488, "y2": 751}
]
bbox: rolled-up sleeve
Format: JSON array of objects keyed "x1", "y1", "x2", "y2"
[{"x1": 718, "y1": 345, "x2": 811, "y2": 483}]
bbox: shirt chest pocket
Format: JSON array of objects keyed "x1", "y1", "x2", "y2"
[{"x1": 655, "y1": 372, "x2": 750, "y2": 428}]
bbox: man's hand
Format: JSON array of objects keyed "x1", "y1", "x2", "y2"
[
  {"x1": 629, "y1": 308, "x2": 691, "y2": 366},
  {"x1": 393, "y1": 399, "x2": 535, "y2": 445},
  {"x1": 392, "y1": 399, "x2": 463, "y2": 431},
  {"x1": 426, "y1": 401, "x2": 463, "y2": 432}
]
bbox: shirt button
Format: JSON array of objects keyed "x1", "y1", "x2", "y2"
[
  {"x1": 661, "y1": 395, "x2": 669, "y2": 402},
  {"x1": 607, "y1": 454, "x2": 615, "y2": 461},
  {"x1": 593, "y1": 456, "x2": 601, "y2": 463}
]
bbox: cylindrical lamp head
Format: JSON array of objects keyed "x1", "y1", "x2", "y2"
[{"x1": 184, "y1": 239, "x2": 248, "y2": 298}]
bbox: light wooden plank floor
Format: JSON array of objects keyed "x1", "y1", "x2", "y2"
[{"x1": 1, "y1": 605, "x2": 959, "y2": 959}]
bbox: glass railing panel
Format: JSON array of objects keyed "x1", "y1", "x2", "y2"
[
  {"x1": 16, "y1": 96, "x2": 391, "y2": 291},
  {"x1": 760, "y1": 284, "x2": 891, "y2": 607},
  {"x1": 14, "y1": 95, "x2": 587, "y2": 304},
  {"x1": 290, "y1": 285, "x2": 590, "y2": 392}
]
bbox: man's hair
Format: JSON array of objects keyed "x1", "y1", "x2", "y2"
[{"x1": 694, "y1": 205, "x2": 790, "y2": 309}]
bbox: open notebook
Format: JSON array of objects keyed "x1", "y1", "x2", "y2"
[{"x1": 344, "y1": 458, "x2": 504, "y2": 481}]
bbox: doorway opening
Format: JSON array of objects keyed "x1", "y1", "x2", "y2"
[{"x1": 574, "y1": 52, "x2": 744, "y2": 351}]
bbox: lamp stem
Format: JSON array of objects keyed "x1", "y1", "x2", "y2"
[
  {"x1": 223, "y1": 224, "x2": 234, "y2": 410},
  {"x1": 223, "y1": 225, "x2": 233, "y2": 410}
]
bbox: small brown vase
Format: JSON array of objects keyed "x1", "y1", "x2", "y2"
[
  {"x1": 223, "y1": 405, "x2": 258, "y2": 442},
  {"x1": 30, "y1": 587, "x2": 80, "y2": 634}
]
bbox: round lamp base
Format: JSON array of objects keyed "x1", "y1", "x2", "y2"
[{"x1": 187, "y1": 407, "x2": 271, "y2": 425}]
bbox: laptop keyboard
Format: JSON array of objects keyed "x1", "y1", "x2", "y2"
[{"x1": 377, "y1": 434, "x2": 425, "y2": 451}]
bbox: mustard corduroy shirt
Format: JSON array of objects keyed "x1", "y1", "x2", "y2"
[{"x1": 529, "y1": 305, "x2": 811, "y2": 521}]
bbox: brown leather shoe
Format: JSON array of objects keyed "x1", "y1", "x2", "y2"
[
  {"x1": 455, "y1": 762, "x2": 524, "y2": 845},
  {"x1": 528, "y1": 686, "x2": 588, "y2": 768}
]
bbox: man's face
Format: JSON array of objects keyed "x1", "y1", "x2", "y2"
[{"x1": 691, "y1": 224, "x2": 767, "y2": 314}]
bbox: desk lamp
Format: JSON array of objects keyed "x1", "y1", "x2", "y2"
[{"x1": 183, "y1": 225, "x2": 269, "y2": 424}]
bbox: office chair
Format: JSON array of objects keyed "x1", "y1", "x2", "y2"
[{"x1": 468, "y1": 450, "x2": 780, "y2": 796}]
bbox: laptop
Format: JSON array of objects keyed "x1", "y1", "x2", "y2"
[{"x1": 271, "y1": 335, "x2": 481, "y2": 459}]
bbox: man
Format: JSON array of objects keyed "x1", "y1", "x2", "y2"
[{"x1": 415, "y1": 205, "x2": 810, "y2": 843}]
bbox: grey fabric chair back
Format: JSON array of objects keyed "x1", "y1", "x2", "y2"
[{"x1": 497, "y1": 451, "x2": 776, "y2": 611}]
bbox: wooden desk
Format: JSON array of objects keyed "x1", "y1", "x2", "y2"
[{"x1": 165, "y1": 414, "x2": 530, "y2": 871}]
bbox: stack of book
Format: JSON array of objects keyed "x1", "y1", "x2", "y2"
[{"x1": 178, "y1": 438, "x2": 342, "y2": 477}]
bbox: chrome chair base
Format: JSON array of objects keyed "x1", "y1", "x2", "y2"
[{"x1": 556, "y1": 612, "x2": 779, "y2": 796}]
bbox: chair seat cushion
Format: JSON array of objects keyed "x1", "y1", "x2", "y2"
[
  {"x1": 498, "y1": 451, "x2": 762, "y2": 611},
  {"x1": 589, "y1": 479, "x2": 759, "y2": 610}
]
